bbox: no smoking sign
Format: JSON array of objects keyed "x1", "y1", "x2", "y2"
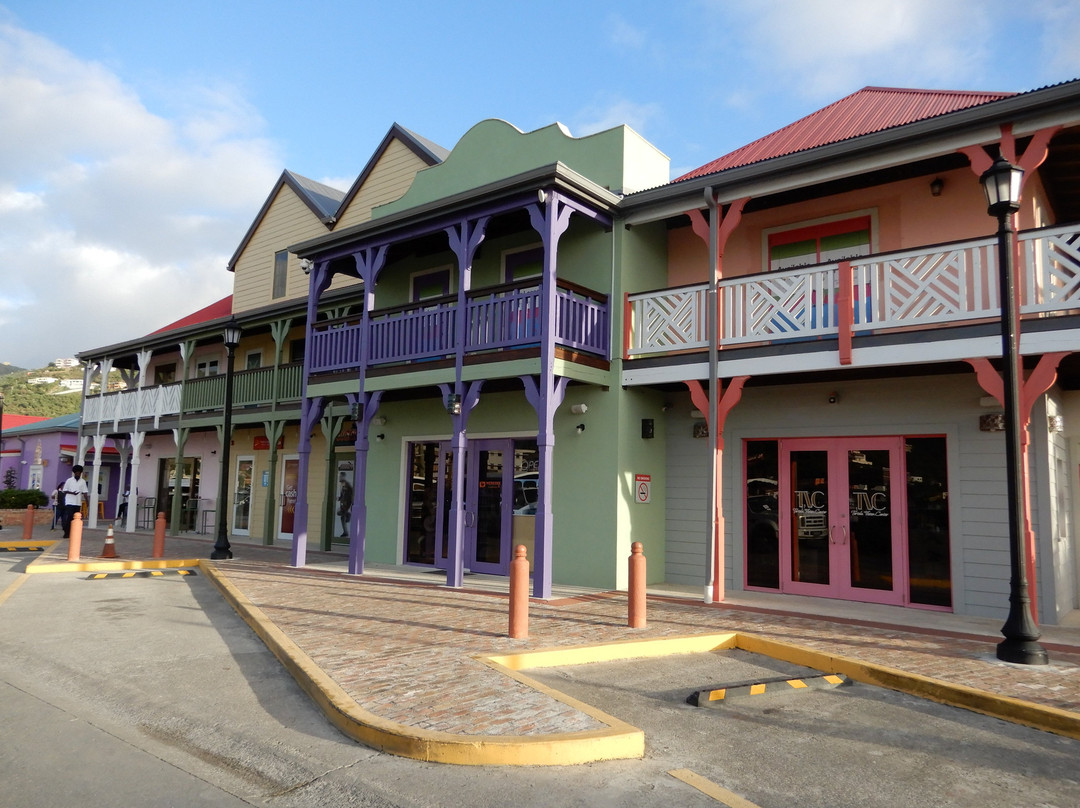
[{"x1": 635, "y1": 473, "x2": 651, "y2": 504}]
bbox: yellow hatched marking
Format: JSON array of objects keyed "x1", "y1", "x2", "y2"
[
  {"x1": 708, "y1": 689, "x2": 726, "y2": 701},
  {"x1": 669, "y1": 769, "x2": 763, "y2": 807},
  {"x1": 122, "y1": 572, "x2": 137, "y2": 578},
  {"x1": 150, "y1": 571, "x2": 163, "y2": 576},
  {"x1": 178, "y1": 570, "x2": 191, "y2": 576},
  {"x1": 91, "y1": 574, "x2": 108, "y2": 579},
  {"x1": 787, "y1": 679, "x2": 808, "y2": 689},
  {"x1": 824, "y1": 674, "x2": 844, "y2": 684},
  {"x1": 749, "y1": 683, "x2": 766, "y2": 695}
]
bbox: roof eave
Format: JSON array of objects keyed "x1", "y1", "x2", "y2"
[
  {"x1": 622, "y1": 79, "x2": 1080, "y2": 224},
  {"x1": 291, "y1": 162, "x2": 621, "y2": 258}
]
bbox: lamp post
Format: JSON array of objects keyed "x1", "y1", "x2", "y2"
[
  {"x1": 211, "y1": 318, "x2": 242, "y2": 560},
  {"x1": 0, "y1": 390, "x2": 5, "y2": 482},
  {"x1": 980, "y1": 155, "x2": 1048, "y2": 665}
]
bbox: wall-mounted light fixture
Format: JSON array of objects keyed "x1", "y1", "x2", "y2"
[
  {"x1": 570, "y1": 403, "x2": 588, "y2": 415},
  {"x1": 371, "y1": 416, "x2": 387, "y2": 426},
  {"x1": 350, "y1": 401, "x2": 360, "y2": 420},
  {"x1": 641, "y1": 418, "x2": 654, "y2": 439},
  {"x1": 447, "y1": 394, "x2": 462, "y2": 415},
  {"x1": 980, "y1": 413, "x2": 1006, "y2": 432},
  {"x1": 300, "y1": 258, "x2": 313, "y2": 275},
  {"x1": 930, "y1": 177, "x2": 944, "y2": 197},
  {"x1": 1048, "y1": 415, "x2": 1065, "y2": 434}
]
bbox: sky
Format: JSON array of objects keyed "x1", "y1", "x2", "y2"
[{"x1": 1, "y1": 1, "x2": 1079, "y2": 370}]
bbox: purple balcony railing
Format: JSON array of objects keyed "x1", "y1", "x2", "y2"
[{"x1": 308, "y1": 280, "x2": 609, "y2": 374}]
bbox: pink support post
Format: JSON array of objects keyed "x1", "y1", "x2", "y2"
[
  {"x1": 153, "y1": 512, "x2": 166, "y2": 559},
  {"x1": 628, "y1": 542, "x2": 646, "y2": 628},
  {"x1": 67, "y1": 512, "x2": 83, "y2": 561},
  {"x1": 22, "y1": 504, "x2": 34, "y2": 541},
  {"x1": 509, "y1": 545, "x2": 529, "y2": 639}
]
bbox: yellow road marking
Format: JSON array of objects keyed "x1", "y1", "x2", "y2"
[
  {"x1": 122, "y1": 572, "x2": 136, "y2": 578},
  {"x1": 708, "y1": 689, "x2": 726, "y2": 701},
  {"x1": 787, "y1": 679, "x2": 808, "y2": 689},
  {"x1": 0, "y1": 574, "x2": 29, "y2": 606},
  {"x1": 824, "y1": 674, "x2": 844, "y2": 684},
  {"x1": 749, "y1": 683, "x2": 766, "y2": 695},
  {"x1": 669, "y1": 769, "x2": 762, "y2": 807}
]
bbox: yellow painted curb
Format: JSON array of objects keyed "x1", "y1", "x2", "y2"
[
  {"x1": 0, "y1": 540, "x2": 57, "y2": 550},
  {"x1": 26, "y1": 557, "x2": 203, "y2": 574},
  {"x1": 201, "y1": 562, "x2": 644, "y2": 766},
  {"x1": 735, "y1": 633, "x2": 1080, "y2": 742}
]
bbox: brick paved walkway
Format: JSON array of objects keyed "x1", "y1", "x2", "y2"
[{"x1": 17, "y1": 526, "x2": 1080, "y2": 742}]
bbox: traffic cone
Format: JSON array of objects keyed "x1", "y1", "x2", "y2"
[{"x1": 99, "y1": 525, "x2": 118, "y2": 558}]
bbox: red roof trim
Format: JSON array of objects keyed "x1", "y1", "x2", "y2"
[{"x1": 677, "y1": 86, "x2": 1016, "y2": 182}]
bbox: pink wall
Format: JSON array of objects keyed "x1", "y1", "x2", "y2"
[{"x1": 665, "y1": 168, "x2": 1054, "y2": 286}]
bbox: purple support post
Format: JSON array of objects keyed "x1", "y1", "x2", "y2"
[
  {"x1": 346, "y1": 246, "x2": 387, "y2": 576},
  {"x1": 525, "y1": 192, "x2": 573, "y2": 599},
  {"x1": 441, "y1": 218, "x2": 489, "y2": 589},
  {"x1": 347, "y1": 390, "x2": 383, "y2": 575}
]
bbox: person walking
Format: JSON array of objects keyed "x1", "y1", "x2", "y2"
[{"x1": 59, "y1": 465, "x2": 89, "y2": 539}]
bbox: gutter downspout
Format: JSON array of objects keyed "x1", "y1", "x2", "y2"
[{"x1": 705, "y1": 187, "x2": 719, "y2": 604}]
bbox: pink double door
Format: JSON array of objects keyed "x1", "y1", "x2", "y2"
[{"x1": 779, "y1": 437, "x2": 906, "y2": 605}]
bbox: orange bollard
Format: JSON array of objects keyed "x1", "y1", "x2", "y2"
[
  {"x1": 628, "y1": 541, "x2": 646, "y2": 628},
  {"x1": 152, "y1": 512, "x2": 166, "y2": 558},
  {"x1": 67, "y1": 512, "x2": 83, "y2": 561},
  {"x1": 509, "y1": 544, "x2": 529, "y2": 639},
  {"x1": 22, "y1": 504, "x2": 34, "y2": 541}
]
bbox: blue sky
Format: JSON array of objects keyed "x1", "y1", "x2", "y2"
[{"x1": 1, "y1": 0, "x2": 1078, "y2": 370}]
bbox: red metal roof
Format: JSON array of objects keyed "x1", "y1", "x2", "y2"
[
  {"x1": 677, "y1": 86, "x2": 1015, "y2": 182},
  {"x1": 1, "y1": 414, "x2": 48, "y2": 430},
  {"x1": 147, "y1": 295, "x2": 233, "y2": 336}
]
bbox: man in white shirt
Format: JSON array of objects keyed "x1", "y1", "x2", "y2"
[{"x1": 59, "y1": 465, "x2": 89, "y2": 538}]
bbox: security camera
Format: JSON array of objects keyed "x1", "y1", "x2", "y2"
[
  {"x1": 300, "y1": 258, "x2": 313, "y2": 275},
  {"x1": 827, "y1": 392, "x2": 839, "y2": 405}
]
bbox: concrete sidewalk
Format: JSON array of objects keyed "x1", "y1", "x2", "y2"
[{"x1": 6, "y1": 524, "x2": 1080, "y2": 766}]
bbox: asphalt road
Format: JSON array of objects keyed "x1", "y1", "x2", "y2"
[{"x1": 2, "y1": 552, "x2": 1078, "y2": 808}]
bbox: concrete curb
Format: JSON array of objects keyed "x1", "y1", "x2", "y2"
[{"x1": 201, "y1": 561, "x2": 646, "y2": 766}]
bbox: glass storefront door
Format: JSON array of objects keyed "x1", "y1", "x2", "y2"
[
  {"x1": 404, "y1": 438, "x2": 538, "y2": 576},
  {"x1": 233, "y1": 457, "x2": 253, "y2": 535},
  {"x1": 781, "y1": 437, "x2": 904, "y2": 605}
]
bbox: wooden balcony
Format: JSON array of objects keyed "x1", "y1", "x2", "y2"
[
  {"x1": 82, "y1": 364, "x2": 303, "y2": 430},
  {"x1": 625, "y1": 223, "x2": 1080, "y2": 362},
  {"x1": 309, "y1": 279, "x2": 610, "y2": 374}
]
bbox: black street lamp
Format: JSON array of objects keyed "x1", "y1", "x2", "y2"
[
  {"x1": 211, "y1": 318, "x2": 242, "y2": 560},
  {"x1": 980, "y1": 155, "x2": 1048, "y2": 665},
  {"x1": 0, "y1": 390, "x2": 5, "y2": 479}
]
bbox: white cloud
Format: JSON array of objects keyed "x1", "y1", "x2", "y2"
[
  {"x1": 607, "y1": 13, "x2": 647, "y2": 50},
  {"x1": 572, "y1": 98, "x2": 665, "y2": 137},
  {"x1": 0, "y1": 22, "x2": 282, "y2": 368}
]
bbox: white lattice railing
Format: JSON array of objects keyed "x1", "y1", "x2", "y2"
[
  {"x1": 81, "y1": 382, "x2": 182, "y2": 428},
  {"x1": 626, "y1": 224, "x2": 1080, "y2": 356}
]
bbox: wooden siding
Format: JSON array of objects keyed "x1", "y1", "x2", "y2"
[
  {"x1": 334, "y1": 139, "x2": 432, "y2": 231},
  {"x1": 232, "y1": 186, "x2": 332, "y2": 313},
  {"x1": 657, "y1": 375, "x2": 1037, "y2": 622}
]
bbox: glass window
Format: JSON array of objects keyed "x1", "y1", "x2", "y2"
[
  {"x1": 768, "y1": 216, "x2": 871, "y2": 271},
  {"x1": 905, "y1": 436, "x2": 951, "y2": 607},
  {"x1": 411, "y1": 267, "x2": 452, "y2": 302},
  {"x1": 153, "y1": 363, "x2": 176, "y2": 385},
  {"x1": 245, "y1": 350, "x2": 262, "y2": 370},
  {"x1": 503, "y1": 245, "x2": 543, "y2": 283},
  {"x1": 745, "y1": 440, "x2": 780, "y2": 589},
  {"x1": 272, "y1": 250, "x2": 288, "y2": 299},
  {"x1": 195, "y1": 359, "x2": 219, "y2": 378}
]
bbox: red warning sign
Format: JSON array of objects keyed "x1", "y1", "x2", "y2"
[{"x1": 635, "y1": 473, "x2": 651, "y2": 504}]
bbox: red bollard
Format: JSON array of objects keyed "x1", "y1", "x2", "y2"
[
  {"x1": 22, "y1": 504, "x2": 34, "y2": 541},
  {"x1": 628, "y1": 541, "x2": 646, "y2": 628},
  {"x1": 67, "y1": 512, "x2": 83, "y2": 561},
  {"x1": 152, "y1": 512, "x2": 166, "y2": 558},
  {"x1": 509, "y1": 544, "x2": 529, "y2": 639}
]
